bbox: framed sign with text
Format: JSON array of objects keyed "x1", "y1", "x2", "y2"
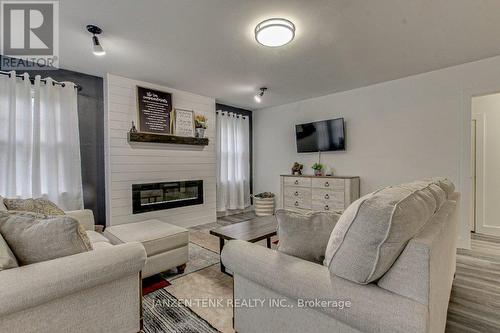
[
  {"x1": 173, "y1": 109, "x2": 195, "y2": 137},
  {"x1": 137, "y1": 86, "x2": 172, "y2": 134}
]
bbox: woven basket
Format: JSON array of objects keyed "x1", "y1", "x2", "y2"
[{"x1": 254, "y1": 197, "x2": 275, "y2": 216}]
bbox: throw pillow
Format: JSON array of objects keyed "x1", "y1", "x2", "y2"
[
  {"x1": 0, "y1": 211, "x2": 92, "y2": 265},
  {"x1": 3, "y1": 198, "x2": 65, "y2": 215},
  {"x1": 0, "y1": 196, "x2": 7, "y2": 211},
  {"x1": 0, "y1": 232, "x2": 18, "y2": 270},
  {"x1": 428, "y1": 177, "x2": 455, "y2": 198},
  {"x1": 276, "y1": 209, "x2": 341, "y2": 263},
  {"x1": 324, "y1": 180, "x2": 443, "y2": 284}
]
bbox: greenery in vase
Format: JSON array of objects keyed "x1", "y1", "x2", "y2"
[
  {"x1": 312, "y1": 163, "x2": 324, "y2": 171},
  {"x1": 195, "y1": 114, "x2": 208, "y2": 129}
]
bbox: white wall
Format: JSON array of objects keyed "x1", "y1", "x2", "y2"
[
  {"x1": 105, "y1": 74, "x2": 216, "y2": 227},
  {"x1": 472, "y1": 93, "x2": 500, "y2": 236},
  {"x1": 254, "y1": 55, "x2": 500, "y2": 249}
]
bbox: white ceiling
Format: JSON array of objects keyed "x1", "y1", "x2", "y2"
[{"x1": 59, "y1": 0, "x2": 500, "y2": 110}]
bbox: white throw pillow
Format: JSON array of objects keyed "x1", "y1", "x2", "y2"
[
  {"x1": 0, "y1": 232, "x2": 18, "y2": 270},
  {"x1": 324, "y1": 180, "x2": 446, "y2": 284},
  {"x1": 276, "y1": 210, "x2": 341, "y2": 263},
  {"x1": 0, "y1": 211, "x2": 92, "y2": 265}
]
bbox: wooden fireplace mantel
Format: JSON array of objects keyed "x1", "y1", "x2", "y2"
[{"x1": 128, "y1": 132, "x2": 209, "y2": 146}]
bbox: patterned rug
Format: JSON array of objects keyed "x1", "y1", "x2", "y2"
[
  {"x1": 142, "y1": 212, "x2": 259, "y2": 332},
  {"x1": 143, "y1": 289, "x2": 220, "y2": 333}
]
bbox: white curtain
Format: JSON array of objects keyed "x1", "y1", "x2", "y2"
[
  {"x1": 216, "y1": 111, "x2": 250, "y2": 212},
  {"x1": 0, "y1": 71, "x2": 83, "y2": 211}
]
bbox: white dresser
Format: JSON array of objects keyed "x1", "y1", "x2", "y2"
[{"x1": 280, "y1": 175, "x2": 360, "y2": 213}]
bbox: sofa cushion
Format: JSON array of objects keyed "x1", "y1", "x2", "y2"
[
  {"x1": 0, "y1": 232, "x2": 18, "y2": 270},
  {"x1": 3, "y1": 198, "x2": 65, "y2": 215},
  {"x1": 86, "y1": 230, "x2": 110, "y2": 245},
  {"x1": 65, "y1": 210, "x2": 95, "y2": 231},
  {"x1": 324, "y1": 181, "x2": 441, "y2": 284},
  {"x1": 91, "y1": 241, "x2": 113, "y2": 250},
  {"x1": 103, "y1": 219, "x2": 188, "y2": 256},
  {"x1": 0, "y1": 212, "x2": 92, "y2": 265},
  {"x1": 276, "y1": 210, "x2": 340, "y2": 263}
]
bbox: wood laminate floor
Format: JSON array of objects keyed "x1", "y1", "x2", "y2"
[{"x1": 446, "y1": 233, "x2": 500, "y2": 332}]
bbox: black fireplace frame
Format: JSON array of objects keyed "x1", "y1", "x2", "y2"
[{"x1": 132, "y1": 180, "x2": 204, "y2": 214}]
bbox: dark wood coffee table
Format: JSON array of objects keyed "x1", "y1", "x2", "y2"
[{"x1": 210, "y1": 215, "x2": 277, "y2": 274}]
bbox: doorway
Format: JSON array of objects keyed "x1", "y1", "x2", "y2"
[{"x1": 471, "y1": 93, "x2": 500, "y2": 237}]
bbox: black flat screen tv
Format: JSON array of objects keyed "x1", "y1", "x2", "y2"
[{"x1": 295, "y1": 118, "x2": 345, "y2": 153}]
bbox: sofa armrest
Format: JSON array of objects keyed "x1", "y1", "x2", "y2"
[
  {"x1": 65, "y1": 209, "x2": 95, "y2": 231},
  {"x1": 222, "y1": 240, "x2": 428, "y2": 333},
  {"x1": 0, "y1": 242, "x2": 146, "y2": 317}
]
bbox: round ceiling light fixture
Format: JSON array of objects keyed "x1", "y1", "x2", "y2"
[{"x1": 255, "y1": 18, "x2": 295, "y2": 47}]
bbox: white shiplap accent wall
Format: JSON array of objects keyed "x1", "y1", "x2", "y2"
[{"x1": 106, "y1": 74, "x2": 216, "y2": 227}]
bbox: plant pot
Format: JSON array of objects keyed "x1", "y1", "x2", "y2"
[
  {"x1": 314, "y1": 169, "x2": 323, "y2": 176},
  {"x1": 195, "y1": 128, "x2": 205, "y2": 138},
  {"x1": 253, "y1": 196, "x2": 275, "y2": 216}
]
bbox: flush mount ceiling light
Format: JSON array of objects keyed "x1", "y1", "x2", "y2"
[
  {"x1": 86, "y1": 25, "x2": 106, "y2": 56},
  {"x1": 254, "y1": 87, "x2": 268, "y2": 103},
  {"x1": 255, "y1": 18, "x2": 295, "y2": 47}
]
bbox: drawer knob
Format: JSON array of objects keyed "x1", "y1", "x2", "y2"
[
  {"x1": 294, "y1": 201, "x2": 299, "y2": 207},
  {"x1": 294, "y1": 180, "x2": 299, "y2": 185},
  {"x1": 325, "y1": 205, "x2": 330, "y2": 211},
  {"x1": 325, "y1": 182, "x2": 330, "y2": 187},
  {"x1": 294, "y1": 191, "x2": 299, "y2": 196},
  {"x1": 324, "y1": 194, "x2": 330, "y2": 199}
]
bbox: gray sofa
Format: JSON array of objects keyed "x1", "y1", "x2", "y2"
[
  {"x1": 222, "y1": 181, "x2": 460, "y2": 333},
  {"x1": 0, "y1": 209, "x2": 146, "y2": 333}
]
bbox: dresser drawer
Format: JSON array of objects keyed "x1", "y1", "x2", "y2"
[
  {"x1": 312, "y1": 201, "x2": 344, "y2": 213},
  {"x1": 311, "y1": 178, "x2": 344, "y2": 190},
  {"x1": 312, "y1": 189, "x2": 344, "y2": 203},
  {"x1": 284, "y1": 186, "x2": 311, "y2": 200},
  {"x1": 284, "y1": 177, "x2": 312, "y2": 188},
  {"x1": 284, "y1": 196, "x2": 312, "y2": 210}
]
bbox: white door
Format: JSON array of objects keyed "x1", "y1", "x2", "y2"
[
  {"x1": 471, "y1": 119, "x2": 476, "y2": 232},
  {"x1": 472, "y1": 94, "x2": 500, "y2": 237}
]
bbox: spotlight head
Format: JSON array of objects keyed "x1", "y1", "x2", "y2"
[
  {"x1": 254, "y1": 87, "x2": 267, "y2": 103},
  {"x1": 87, "y1": 25, "x2": 106, "y2": 56},
  {"x1": 92, "y1": 36, "x2": 106, "y2": 56}
]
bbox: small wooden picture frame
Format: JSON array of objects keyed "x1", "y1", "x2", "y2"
[{"x1": 173, "y1": 109, "x2": 195, "y2": 137}]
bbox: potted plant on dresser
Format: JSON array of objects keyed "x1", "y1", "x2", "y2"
[{"x1": 312, "y1": 163, "x2": 324, "y2": 176}]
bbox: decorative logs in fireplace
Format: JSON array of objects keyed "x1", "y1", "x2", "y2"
[{"x1": 132, "y1": 180, "x2": 203, "y2": 214}]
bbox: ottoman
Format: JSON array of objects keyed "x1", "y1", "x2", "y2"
[{"x1": 104, "y1": 219, "x2": 189, "y2": 278}]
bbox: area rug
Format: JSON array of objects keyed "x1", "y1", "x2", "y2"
[
  {"x1": 161, "y1": 243, "x2": 220, "y2": 281},
  {"x1": 166, "y1": 265, "x2": 233, "y2": 333},
  {"x1": 143, "y1": 288, "x2": 220, "y2": 333}
]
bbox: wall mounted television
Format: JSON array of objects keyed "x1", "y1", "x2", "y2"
[{"x1": 295, "y1": 118, "x2": 345, "y2": 153}]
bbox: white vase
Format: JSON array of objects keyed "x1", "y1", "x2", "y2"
[{"x1": 195, "y1": 128, "x2": 205, "y2": 138}]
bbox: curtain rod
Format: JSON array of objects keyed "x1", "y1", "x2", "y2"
[
  {"x1": 216, "y1": 111, "x2": 247, "y2": 119},
  {"x1": 0, "y1": 71, "x2": 82, "y2": 91}
]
